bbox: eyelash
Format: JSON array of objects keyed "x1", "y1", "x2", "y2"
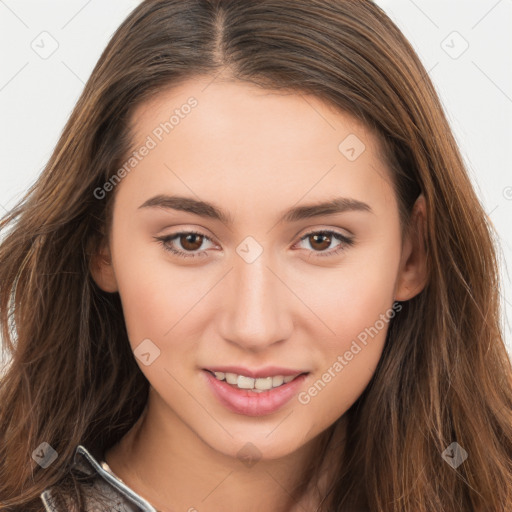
[{"x1": 154, "y1": 229, "x2": 354, "y2": 260}]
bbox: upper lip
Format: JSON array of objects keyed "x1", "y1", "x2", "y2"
[{"x1": 203, "y1": 365, "x2": 309, "y2": 379}]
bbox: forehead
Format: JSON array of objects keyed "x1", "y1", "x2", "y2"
[
  {"x1": 130, "y1": 78, "x2": 383, "y2": 156},
  {"x1": 120, "y1": 78, "x2": 396, "y2": 219}
]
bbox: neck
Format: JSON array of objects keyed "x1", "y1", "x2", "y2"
[{"x1": 105, "y1": 388, "x2": 346, "y2": 512}]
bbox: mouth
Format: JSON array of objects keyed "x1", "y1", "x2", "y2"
[
  {"x1": 202, "y1": 368, "x2": 311, "y2": 416},
  {"x1": 203, "y1": 369, "x2": 310, "y2": 393}
]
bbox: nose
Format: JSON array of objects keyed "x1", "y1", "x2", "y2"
[{"x1": 217, "y1": 252, "x2": 294, "y2": 352}]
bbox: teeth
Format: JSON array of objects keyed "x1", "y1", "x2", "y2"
[
  {"x1": 225, "y1": 372, "x2": 238, "y2": 385},
  {"x1": 255, "y1": 376, "x2": 273, "y2": 390},
  {"x1": 237, "y1": 375, "x2": 255, "y2": 389},
  {"x1": 272, "y1": 375, "x2": 284, "y2": 387},
  {"x1": 211, "y1": 371, "x2": 302, "y2": 390}
]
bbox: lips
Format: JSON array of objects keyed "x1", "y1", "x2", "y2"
[{"x1": 202, "y1": 369, "x2": 310, "y2": 416}]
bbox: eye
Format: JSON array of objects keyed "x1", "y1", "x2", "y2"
[
  {"x1": 154, "y1": 230, "x2": 216, "y2": 259},
  {"x1": 294, "y1": 230, "x2": 354, "y2": 258},
  {"x1": 154, "y1": 229, "x2": 354, "y2": 260}
]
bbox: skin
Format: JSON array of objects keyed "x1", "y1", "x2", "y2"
[{"x1": 90, "y1": 77, "x2": 428, "y2": 512}]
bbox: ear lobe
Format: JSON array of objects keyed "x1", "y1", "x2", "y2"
[
  {"x1": 394, "y1": 193, "x2": 428, "y2": 302},
  {"x1": 89, "y1": 241, "x2": 119, "y2": 293}
]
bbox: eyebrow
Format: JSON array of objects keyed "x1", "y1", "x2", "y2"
[{"x1": 138, "y1": 194, "x2": 373, "y2": 225}]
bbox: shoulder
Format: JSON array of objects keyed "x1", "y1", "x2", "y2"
[{"x1": 40, "y1": 444, "x2": 157, "y2": 512}]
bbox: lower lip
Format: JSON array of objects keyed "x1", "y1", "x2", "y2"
[{"x1": 202, "y1": 370, "x2": 309, "y2": 417}]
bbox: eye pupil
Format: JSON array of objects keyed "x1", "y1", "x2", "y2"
[
  {"x1": 181, "y1": 233, "x2": 203, "y2": 251},
  {"x1": 310, "y1": 233, "x2": 331, "y2": 251}
]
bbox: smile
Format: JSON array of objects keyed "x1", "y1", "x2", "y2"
[{"x1": 202, "y1": 369, "x2": 310, "y2": 416}]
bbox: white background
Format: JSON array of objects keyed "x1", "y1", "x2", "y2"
[{"x1": 0, "y1": 1, "x2": 511, "y2": 372}]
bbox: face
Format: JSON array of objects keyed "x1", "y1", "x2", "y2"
[{"x1": 92, "y1": 77, "x2": 426, "y2": 461}]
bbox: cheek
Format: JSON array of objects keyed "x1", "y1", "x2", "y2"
[
  {"x1": 307, "y1": 235, "x2": 400, "y2": 335},
  {"x1": 299, "y1": 304, "x2": 392, "y2": 424},
  {"x1": 110, "y1": 228, "x2": 201, "y2": 352},
  {"x1": 111, "y1": 250, "x2": 208, "y2": 397},
  {"x1": 298, "y1": 240, "x2": 400, "y2": 414}
]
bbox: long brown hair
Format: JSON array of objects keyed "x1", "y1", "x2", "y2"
[{"x1": 1, "y1": 1, "x2": 511, "y2": 510}]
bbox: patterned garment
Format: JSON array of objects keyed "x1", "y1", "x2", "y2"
[{"x1": 40, "y1": 445, "x2": 158, "y2": 512}]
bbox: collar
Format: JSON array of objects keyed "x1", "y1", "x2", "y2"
[{"x1": 40, "y1": 444, "x2": 157, "y2": 511}]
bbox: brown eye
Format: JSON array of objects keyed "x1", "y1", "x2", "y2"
[
  {"x1": 307, "y1": 233, "x2": 333, "y2": 251},
  {"x1": 179, "y1": 233, "x2": 204, "y2": 251},
  {"x1": 154, "y1": 230, "x2": 215, "y2": 259},
  {"x1": 296, "y1": 230, "x2": 354, "y2": 257}
]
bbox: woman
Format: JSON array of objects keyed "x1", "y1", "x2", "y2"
[{"x1": 1, "y1": 1, "x2": 511, "y2": 511}]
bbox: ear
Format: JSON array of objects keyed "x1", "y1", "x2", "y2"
[
  {"x1": 394, "y1": 193, "x2": 428, "y2": 302},
  {"x1": 89, "y1": 239, "x2": 119, "y2": 293}
]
